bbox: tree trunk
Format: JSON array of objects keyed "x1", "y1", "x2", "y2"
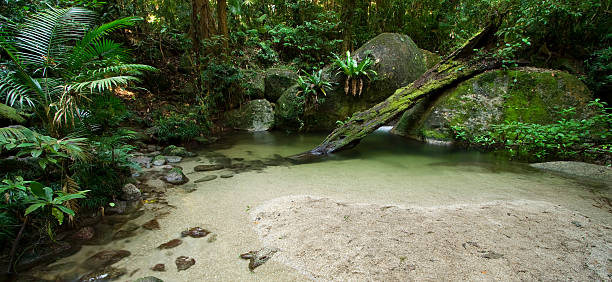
[
  {"x1": 289, "y1": 23, "x2": 503, "y2": 162},
  {"x1": 341, "y1": 0, "x2": 356, "y2": 52},
  {"x1": 217, "y1": 0, "x2": 229, "y2": 52}
]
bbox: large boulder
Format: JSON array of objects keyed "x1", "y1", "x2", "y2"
[
  {"x1": 391, "y1": 68, "x2": 594, "y2": 142},
  {"x1": 223, "y1": 99, "x2": 275, "y2": 131},
  {"x1": 276, "y1": 33, "x2": 427, "y2": 131},
  {"x1": 264, "y1": 68, "x2": 298, "y2": 103}
]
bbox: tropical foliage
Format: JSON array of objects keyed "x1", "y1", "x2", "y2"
[{"x1": 333, "y1": 51, "x2": 377, "y2": 96}]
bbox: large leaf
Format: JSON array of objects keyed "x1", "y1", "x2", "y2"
[{"x1": 24, "y1": 202, "x2": 45, "y2": 215}]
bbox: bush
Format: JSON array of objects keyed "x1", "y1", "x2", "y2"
[{"x1": 155, "y1": 111, "x2": 207, "y2": 143}]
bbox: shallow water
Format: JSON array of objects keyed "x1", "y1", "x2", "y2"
[{"x1": 30, "y1": 130, "x2": 612, "y2": 281}]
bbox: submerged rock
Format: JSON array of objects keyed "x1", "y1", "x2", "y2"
[
  {"x1": 152, "y1": 155, "x2": 167, "y2": 166},
  {"x1": 151, "y1": 264, "x2": 166, "y2": 272},
  {"x1": 79, "y1": 266, "x2": 127, "y2": 281},
  {"x1": 194, "y1": 175, "x2": 218, "y2": 183},
  {"x1": 135, "y1": 276, "x2": 164, "y2": 282},
  {"x1": 220, "y1": 171, "x2": 234, "y2": 178},
  {"x1": 175, "y1": 256, "x2": 196, "y2": 271},
  {"x1": 194, "y1": 164, "x2": 224, "y2": 172},
  {"x1": 132, "y1": 156, "x2": 153, "y2": 168},
  {"x1": 72, "y1": 227, "x2": 95, "y2": 241},
  {"x1": 157, "y1": 239, "x2": 183, "y2": 249},
  {"x1": 83, "y1": 250, "x2": 131, "y2": 268},
  {"x1": 239, "y1": 247, "x2": 279, "y2": 271},
  {"x1": 530, "y1": 161, "x2": 612, "y2": 182},
  {"x1": 181, "y1": 227, "x2": 210, "y2": 238},
  {"x1": 392, "y1": 68, "x2": 594, "y2": 143},
  {"x1": 142, "y1": 219, "x2": 161, "y2": 230},
  {"x1": 223, "y1": 99, "x2": 275, "y2": 131}
]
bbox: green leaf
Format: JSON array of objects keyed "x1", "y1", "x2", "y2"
[
  {"x1": 52, "y1": 207, "x2": 64, "y2": 225},
  {"x1": 25, "y1": 203, "x2": 45, "y2": 215},
  {"x1": 43, "y1": 187, "x2": 53, "y2": 202},
  {"x1": 29, "y1": 181, "x2": 45, "y2": 197},
  {"x1": 55, "y1": 205, "x2": 75, "y2": 216},
  {"x1": 31, "y1": 149, "x2": 43, "y2": 158}
]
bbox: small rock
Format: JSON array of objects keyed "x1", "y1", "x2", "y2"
[
  {"x1": 120, "y1": 183, "x2": 142, "y2": 201},
  {"x1": 79, "y1": 266, "x2": 127, "y2": 281},
  {"x1": 572, "y1": 221, "x2": 583, "y2": 228},
  {"x1": 220, "y1": 171, "x2": 234, "y2": 178},
  {"x1": 151, "y1": 264, "x2": 166, "y2": 272},
  {"x1": 194, "y1": 164, "x2": 224, "y2": 172},
  {"x1": 481, "y1": 251, "x2": 504, "y2": 259},
  {"x1": 165, "y1": 156, "x2": 182, "y2": 163},
  {"x1": 194, "y1": 175, "x2": 217, "y2": 183},
  {"x1": 158, "y1": 239, "x2": 183, "y2": 249},
  {"x1": 163, "y1": 145, "x2": 195, "y2": 157},
  {"x1": 181, "y1": 227, "x2": 210, "y2": 238},
  {"x1": 207, "y1": 234, "x2": 217, "y2": 243},
  {"x1": 132, "y1": 156, "x2": 153, "y2": 168},
  {"x1": 72, "y1": 227, "x2": 95, "y2": 241},
  {"x1": 135, "y1": 276, "x2": 164, "y2": 282},
  {"x1": 181, "y1": 184, "x2": 197, "y2": 193},
  {"x1": 239, "y1": 247, "x2": 279, "y2": 271},
  {"x1": 153, "y1": 155, "x2": 167, "y2": 166},
  {"x1": 142, "y1": 219, "x2": 161, "y2": 230},
  {"x1": 83, "y1": 250, "x2": 131, "y2": 268},
  {"x1": 175, "y1": 256, "x2": 196, "y2": 271},
  {"x1": 162, "y1": 168, "x2": 189, "y2": 185}
]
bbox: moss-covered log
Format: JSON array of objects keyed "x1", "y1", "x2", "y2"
[{"x1": 290, "y1": 24, "x2": 502, "y2": 162}]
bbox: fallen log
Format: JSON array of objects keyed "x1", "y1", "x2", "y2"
[{"x1": 290, "y1": 23, "x2": 503, "y2": 162}]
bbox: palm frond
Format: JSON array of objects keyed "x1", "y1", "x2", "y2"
[
  {"x1": 70, "y1": 76, "x2": 142, "y2": 93},
  {"x1": 12, "y1": 7, "x2": 95, "y2": 68},
  {"x1": 0, "y1": 126, "x2": 38, "y2": 142}
]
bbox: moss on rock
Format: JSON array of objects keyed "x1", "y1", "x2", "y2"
[
  {"x1": 224, "y1": 99, "x2": 275, "y2": 131},
  {"x1": 0, "y1": 103, "x2": 26, "y2": 124},
  {"x1": 392, "y1": 68, "x2": 594, "y2": 142}
]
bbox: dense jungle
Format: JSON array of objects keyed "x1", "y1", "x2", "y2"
[{"x1": 0, "y1": 0, "x2": 611, "y2": 280}]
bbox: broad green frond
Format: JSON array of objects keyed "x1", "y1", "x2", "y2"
[{"x1": 70, "y1": 76, "x2": 142, "y2": 93}]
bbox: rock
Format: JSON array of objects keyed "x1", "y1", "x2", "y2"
[
  {"x1": 180, "y1": 184, "x2": 197, "y2": 193},
  {"x1": 162, "y1": 168, "x2": 189, "y2": 185},
  {"x1": 158, "y1": 239, "x2": 183, "y2": 249},
  {"x1": 276, "y1": 33, "x2": 426, "y2": 131},
  {"x1": 142, "y1": 219, "x2": 161, "y2": 230},
  {"x1": 392, "y1": 68, "x2": 594, "y2": 142},
  {"x1": 152, "y1": 155, "x2": 167, "y2": 166},
  {"x1": 132, "y1": 156, "x2": 153, "y2": 168},
  {"x1": 113, "y1": 223, "x2": 140, "y2": 240},
  {"x1": 421, "y1": 49, "x2": 441, "y2": 69},
  {"x1": 195, "y1": 175, "x2": 217, "y2": 183},
  {"x1": 244, "y1": 69, "x2": 266, "y2": 98},
  {"x1": 142, "y1": 179, "x2": 168, "y2": 193},
  {"x1": 120, "y1": 183, "x2": 141, "y2": 201},
  {"x1": 220, "y1": 171, "x2": 234, "y2": 178},
  {"x1": 135, "y1": 276, "x2": 164, "y2": 282},
  {"x1": 162, "y1": 145, "x2": 195, "y2": 157},
  {"x1": 72, "y1": 227, "x2": 95, "y2": 241},
  {"x1": 181, "y1": 227, "x2": 210, "y2": 238},
  {"x1": 239, "y1": 247, "x2": 279, "y2": 271},
  {"x1": 530, "y1": 161, "x2": 612, "y2": 182},
  {"x1": 264, "y1": 68, "x2": 298, "y2": 102},
  {"x1": 83, "y1": 250, "x2": 131, "y2": 268},
  {"x1": 223, "y1": 99, "x2": 275, "y2": 131},
  {"x1": 175, "y1": 256, "x2": 196, "y2": 271},
  {"x1": 0, "y1": 103, "x2": 26, "y2": 123},
  {"x1": 207, "y1": 234, "x2": 217, "y2": 243},
  {"x1": 79, "y1": 266, "x2": 127, "y2": 281},
  {"x1": 165, "y1": 156, "x2": 182, "y2": 163},
  {"x1": 481, "y1": 251, "x2": 504, "y2": 259},
  {"x1": 151, "y1": 264, "x2": 166, "y2": 272},
  {"x1": 194, "y1": 164, "x2": 224, "y2": 172}
]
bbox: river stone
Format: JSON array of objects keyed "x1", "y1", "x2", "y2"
[
  {"x1": 195, "y1": 175, "x2": 217, "y2": 183},
  {"x1": 132, "y1": 156, "x2": 152, "y2": 168},
  {"x1": 153, "y1": 155, "x2": 167, "y2": 166},
  {"x1": 175, "y1": 256, "x2": 196, "y2": 271},
  {"x1": 530, "y1": 161, "x2": 612, "y2": 182},
  {"x1": 72, "y1": 227, "x2": 95, "y2": 241},
  {"x1": 158, "y1": 239, "x2": 183, "y2": 249},
  {"x1": 162, "y1": 145, "x2": 195, "y2": 157},
  {"x1": 220, "y1": 171, "x2": 234, "y2": 178},
  {"x1": 151, "y1": 264, "x2": 166, "y2": 272},
  {"x1": 162, "y1": 168, "x2": 189, "y2": 185},
  {"x1": 79, "y1": 266, "x2": 127, "y2": 281},
  {"x1": 181, "y1": 184, "x2": 197, "y2": 193},
  {"x1": 142, "y1": 219, "x2": 161, "y2": 230},
  {"x1": 194, "y1": 164, "x2": 224, "y2": 172},
  {"x1": 181, "y1": 227, "x2": 210, "y2": 238},
  {"x1": 392, "y1": 68, "x2": 594, "y2": 143},
  {"x1": 135, "y1": 276, "x2": 164, "y2": 282},
  {"x1": 83, "y1": 250, "x2": 131, "y2": 268},
  {"x1": 239, "y1": 247, "x2": 279, "y2": 271},
  {"x1": 223, "y1": 99, "x2": 275, "y2": 131},
  {"x1": 120, "y1": 183, "x2": 141, "y2": 201},
  {"x1": 264, "y1": 68, "x2": 298, "y2": 102},
  {"x1": 276, "y1": 33, "x2": 426, "y2": 131},
  {"x1": 165, "y1": 156, "x2": 182, "y2": 163}
]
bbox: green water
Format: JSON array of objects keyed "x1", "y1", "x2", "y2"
[{"x1": 30, "y1": 130, "x2": 612, "y2": 281}]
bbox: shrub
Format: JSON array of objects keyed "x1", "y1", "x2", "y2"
[
  {"x1": 155, "y1": 111, "x2": 206, "y2": 143},
  {"x1": 333, "y1": 51, "x2": 377, "y2": 96}
]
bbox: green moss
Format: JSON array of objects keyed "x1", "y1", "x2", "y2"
[
  {"x1": 0, "y1": 103, "x2": 25, "y2": 123},
  {"x1": 421, "y1": 129, "x2": 451, "y2": 140}
]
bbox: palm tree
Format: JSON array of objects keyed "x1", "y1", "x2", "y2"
[{"x1": 0, "y1": 7, "x2": 156, "y2": 136}]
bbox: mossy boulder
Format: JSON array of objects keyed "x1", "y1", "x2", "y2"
[
  {"x1": 264, "y1": 68, "x2": 298, "y2": 103},
  {"x1": 421, "y1": 49, "x2": 441, "y2": 69},
  {"x1": 391, "y1": 68, "x2": 594, "y2": 142},
  {"x1": 276, "y1": 33, "x2": 427, "y2": 131},
  {"x1": 0, "y1": 103, "x2": 25, "y2": 124},
  {"x1": 223, "y1": 99, "x2": 275, "y2": 131},
  {"x1": 243, "y1": 69, "x2": 266, "y2": 98}
]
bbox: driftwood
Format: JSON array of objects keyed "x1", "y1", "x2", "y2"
[{"x1": 290, "y1": 22, "x2": 503, "y2": 162}]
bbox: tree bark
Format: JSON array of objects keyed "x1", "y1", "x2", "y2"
[
  {"x1": 289, "y1": 23, "x2": 503, "y2": 162},
  {"x1": 217, "y1": 0, "x2": 229, "y2": 52},
  {"x1": 341, "y1": 0, "x2": 356, "y2": 52}
]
